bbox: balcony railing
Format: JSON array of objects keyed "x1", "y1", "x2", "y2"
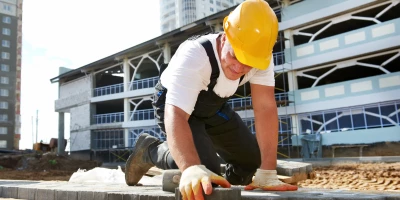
[
  {"x1": 93, "y1": 112, "x2": 124, "y2": 124},
  {"x1": 128, "y1": 77, "x2": 159, "y2": 91},
  {"x1": 227, "y1": 97, "x2": 252, "y2": 110},
  {"x1": 130, "y1": 109, "x2": 155, "y2": 121},
  {"x1": 273, "y1": 52, "x2": 285, "y2": 65},
  {"x1": 94, "y1": 83, "x2": 124, "y2": 97},
  {"x1": 93, "y1": 77, "x2": 159, "y2": 97},
  {"x1": 228, "y1": 93, "x2": 291, "y2": 110}
]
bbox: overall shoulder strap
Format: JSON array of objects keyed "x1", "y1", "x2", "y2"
[{"x1": 196, "y1": 37, "x2": 219, "y2": 91}]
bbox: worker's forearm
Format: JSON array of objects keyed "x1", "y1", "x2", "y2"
[
  {"x1": 254, "y1": 106, "x2": 279, "y2": 170},
  {"x1": 165, "y1": 105, "x2": 201, "y2": 171}
]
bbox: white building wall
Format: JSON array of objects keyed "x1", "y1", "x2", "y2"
[
  {"x1": 59, "y1": 75, "x2": 92, "y2": 99},
  {"x1": 56, "y1": 74, "x2": 92, "y2": 111},
  {"x1": 69, "y1": 104, "x2": 91, "y2": 151},
  {"x1": 70, "y1": 130, "x2": 91, "y2": 151},
  {"x1": 0, "y1": 0, "x2": 17, "y2": 16}
]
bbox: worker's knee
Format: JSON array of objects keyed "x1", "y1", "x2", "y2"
[{"x1": 224, "y1": 164, "x2": 257, "y2": 185}]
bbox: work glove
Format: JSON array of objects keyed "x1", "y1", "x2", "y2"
[
  {"x1": 245, "y1": 169, "x2": 298, "y2": 191},
  {"x1": 179, "y1": 165, "x2": 231, "y2": 200}
]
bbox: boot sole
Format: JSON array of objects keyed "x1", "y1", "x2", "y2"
[{"x1": 125, "y1": 134, "x2": 156, "y2": 186}]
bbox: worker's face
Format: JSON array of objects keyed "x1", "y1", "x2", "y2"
[{"x1": 219, "y1": 35, "x2": 252, "y2": 80}]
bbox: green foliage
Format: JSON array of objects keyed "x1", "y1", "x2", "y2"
[{"x1": 49, "y1": 159, "x2": 57, "y2": 165}]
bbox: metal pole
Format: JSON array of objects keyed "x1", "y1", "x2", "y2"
[
  {"x1": 36, "y1": 110, "x2": 38, "y2": 143},
  {"x1": 31, "y1": 116, "x2": 34, "y2": 144}
]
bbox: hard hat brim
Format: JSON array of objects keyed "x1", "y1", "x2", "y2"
[{"x1": 226, "y1": 33, "x2": 272, "y2": 71}]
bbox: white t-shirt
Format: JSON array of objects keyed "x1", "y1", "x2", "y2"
[{"x1": 160, "y1": 34, "x2": 275, "y2": 115}]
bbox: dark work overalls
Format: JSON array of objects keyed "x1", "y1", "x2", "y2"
[{"x1": 150, "y1": 36, "x2": 261, "y2": 185}]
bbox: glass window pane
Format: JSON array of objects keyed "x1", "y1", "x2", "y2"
[
  {"x1": 323, "y1": 112, "x2": 338, "y2": 133},
  {"x1": 397, "y1": 103, "x2": 400, "y2": 125},
  {"x1": 300, "y1": 115, "x2": 312, "y2": 134},
  {"x1": 351, "y1": 108, "x2": 366, "y2": 130},
  {"x1": 311, "y1": 114, "x2": 323, "y2": 133},
  {"x1": 365, "y1": 107, "x2": 381, "y2": 128},
  {"x1": 380, "y1": 104, "x2": 396, "y2": 126}
]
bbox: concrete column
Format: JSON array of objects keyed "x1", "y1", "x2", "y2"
[
  {"x1": 123, "y1": 58, "x2": 130, "y2": 92},
  {"x1": 287, "y1": 71, "x2": 298, "y2": 91},
  {"x1": 284, "y1": 30, "x2": 294, "y2": 49},
  {"x1": 163, "y1": 43, "x2": 171, "y2": 64},
  {"x1": 123, "y1": 58, "x2": 131, "y2": 147},
  {"x1": 124, "y1": 99, "x2": 130, "y2": 148},
  {"x1": 58, "y1": 112, "x2": 65, "y2": 155}
]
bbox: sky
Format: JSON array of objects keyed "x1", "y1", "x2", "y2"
[{"x1": 19, "y1": 0, "x2": 161, "y2": 149}]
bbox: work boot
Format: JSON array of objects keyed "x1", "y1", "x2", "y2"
[{"x1": 125, "y1": 133, "x2": 162, "y2": 186}]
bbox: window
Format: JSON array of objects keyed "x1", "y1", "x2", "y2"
[
  {"x1": 210, "y1": 0, "x2": 213, "y2": 3},
  {"x1": 0, "y1": 114, "x2": 8, "y2": 121},
  {"x1": 352, "y1": 108, "x2": 366, "y2": 130},
  {"x1": 3, "y1": 4, "x2": 11, "y2": 11},
  {"x1": 1, "y1": 52, "x2": 10, "y2": 59},
  {"x1": 2, "y1": 40, "x2": 9, "y2": 48},
  {"x1": 0, "y1": 89, "x2": 8, "y2": 96},
  {"x1": 216, "y1": 1, "x2": 221, "y2": 6},
  {"x1": 2, "y1": 28, "x2": 10, "y2": 35},
  {"x1": 3, "y1": 16, "x2": 11, "y2": 24},
  {"x1": 0, "y1": 140, "x2": 6, "y2": 148},
  {"x1": 0, "y1": 77, "x2": 8, "y2": 84},
  {"x1": 365, "y1": 107, "x2": 381, "y2": 128},
  {"x1": 93, "y1": 129, "x2": 124, "y2": 149},
  {"x1": 380, "y1": 104, "x2": 397, "y2": 127},
  {"x1": 299, "y1": 101, "x2": 400, "y2": 134},
  {"x1": 210, "y1": 7, "x2": 214, "y2": 12},
  {"x1": 0, "y1": 127, "x2": 7, "y2": 134},
  {"x1": 2, "y1": 16, "x2": 10, "y2": 24},
  {"x1": 338, "y1": 110, "x2": 352, "y2": 131},
  {"x1": 0, "y1": 101, "x2": 8, "y2": 109},
  {"x1": 1, "y1": 64, "x2": 9, "y2": 71},
  {"x1": 323, "y1": 112, "x2": 338, "y2": 132}
]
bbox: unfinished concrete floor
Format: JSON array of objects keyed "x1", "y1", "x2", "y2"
[{"x1": 1, "y1": 179, "x2": 399, "y2": 200}]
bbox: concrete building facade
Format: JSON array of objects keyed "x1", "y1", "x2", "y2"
[
  {"x1": 51, "y1": 0, "x2": 400, "y2": 162},
  {"x1": 0, "y1": 0, "x2": 22, "y2": 150},
  {"x1": 160, "y1": 0, "x2": 245, "y2": 33}
]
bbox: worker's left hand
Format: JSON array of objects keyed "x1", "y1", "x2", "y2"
[{"x1": 245, "y1": 169, "x2": 298, "y2": 191}]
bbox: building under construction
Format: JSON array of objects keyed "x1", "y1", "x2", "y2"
[{"x1": 50, "y1": 0, "x2": 400, "y2": 163}]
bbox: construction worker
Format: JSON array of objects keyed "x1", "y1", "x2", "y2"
[{"x1": 125, "y1": 0, "x2": 298, "y2": 199}]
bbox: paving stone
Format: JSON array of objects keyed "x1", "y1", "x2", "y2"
[
  {"x1": 56, "y1": 190, "x2": 68, "y2": 200},
  {"x1": 36, "y1": 189, "x2": 55, "y2": 200},
  {"x1": 1, "y1": 186, "x2": 18, "y2": 199},
  {"x1": 93, "y1": 191, "x2": 107, "y2": 200},
  {"x1": 78, "y1": 191, "x2": 94, "y2": 200},
  {"x1": 18, "y1": 187, "x2": 36, "y2": 200},
  {"x1": 108, "y1": 193, "x2": 123, "y2": 200},
  {"x1": 56, "y1": 190, "x2": 78, "y2": 200},
  {"x1": 175, "y1": 187, "x2": 240, "y2": 200},
  {"x1": 66, "y1": 191, "x2": 78, "y2": 200}
]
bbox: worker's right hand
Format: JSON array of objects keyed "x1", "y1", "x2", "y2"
[{"x1": 179, "y1": 165, "x2": 231, "y2": 200}]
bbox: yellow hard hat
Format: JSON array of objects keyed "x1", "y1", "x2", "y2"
[{"x1": 223, "y1": 0, "x2": 279, "y2": 70}]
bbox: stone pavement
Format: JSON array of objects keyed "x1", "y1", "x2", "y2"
[{"x1": 0, "y1": 180, "x2": 399, "y2": 200}]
